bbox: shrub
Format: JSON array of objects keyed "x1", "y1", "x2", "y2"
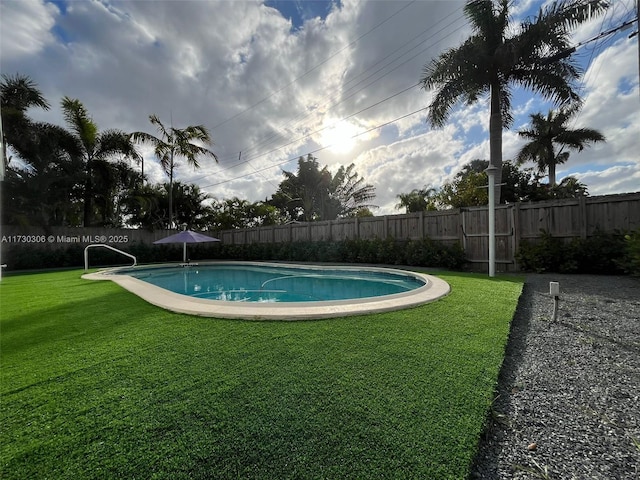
[
  {"x1": 2, "y1": 237, "x2": 466, "y2": 271},
  {"x1": 621, "y1": 228, "x2": 640, "y2": 276},
  {"x1": 516, "y1": 229, "x2": 629, "y2": 274},
  {"x1": 516, "y1": 230, "x2": 571, "y2": 273}
]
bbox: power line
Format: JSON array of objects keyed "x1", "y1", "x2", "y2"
[
  {"x1": 196, "y1": 8, "x2": 468, "y2": 178},
  {"x1": 209, "y1": 0, "x2": 418, "y2": 132},
  {"x1": 200, "y1": 105, "x2": 428, "y2": 189},
  {"x1": 200, "y1": 81, "x2": 420, "y2": 180},
  {"x1": 210, "y1": 3, "x2": 467, "y2": 166}
]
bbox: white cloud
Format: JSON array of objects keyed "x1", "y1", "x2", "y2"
[
  {"x1": 575, "y1": 165, "x2": 640, "y2": 195},
  {"x1": 0, "y1": 0, "x2": 58, "y2": 60},
  {"x1": 0, "y1": 0, "x2": 636, "y2": 218}
]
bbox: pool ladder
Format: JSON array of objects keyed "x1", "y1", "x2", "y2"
[{"x1": 84, "y1": 244, "x2": 137, "y2": 271}]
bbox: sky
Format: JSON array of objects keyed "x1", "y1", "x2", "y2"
[{"x1": 1, "y1": 0, "x2": 638, "y2": 215}]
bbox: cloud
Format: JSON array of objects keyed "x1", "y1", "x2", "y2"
[
  {"x1": 575, "y1": 165, "x2": 640, "y2": 195},
  {"x1": 1, "y1": 0, "x2": 636, "y2": 218},
  {"x1": 0, "y1": 0, "x2": 58, "y2": 61}
]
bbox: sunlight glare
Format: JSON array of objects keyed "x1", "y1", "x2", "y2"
[{"x1": 319, "y1": 119, "x2": 360, "y2": 154}]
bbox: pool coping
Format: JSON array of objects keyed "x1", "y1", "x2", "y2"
[{"x1": 82, "y1": 261, "x2": 450, "y2": 320}]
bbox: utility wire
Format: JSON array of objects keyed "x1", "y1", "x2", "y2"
[
  {"x1": 196, "y1": 9, "x2": 468, "y2": 178},
  {"x1": 206, "y1": 3, "x2": 636, "y2": 191},
  {"x1": 209, "y1": 0, "x2": 418, "y2": 132},
  {"x1": 193, "y1": 81, "x2": 421, "y2": 183},
  {"x1": 200, "y1": 106, "x2": 428, "y2": 189},
  {"x1": 211, "y1": 4, "x2": 467, "y2": 166}
]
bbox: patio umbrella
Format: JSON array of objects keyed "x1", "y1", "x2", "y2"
[{"x1": 153, "y1": 230, "x2": 220, "y2": 262}]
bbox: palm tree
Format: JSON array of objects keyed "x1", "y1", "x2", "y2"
[
  {"x1": 516, "y1": 106, "x2": 605, "y2": 186},
  {"x1": 329, "y1": 163, "x2": 377, "y2": 218},
  {"x1": 420, "y1": 0, "x2": 607, "y2": 204},
  {"x1": 1, "y1": 75, "x2": 84, "y2": 225},
  {"x1": 1, "y1": 74, "x2": 51, "y2": 171},
  {"x1": 61, "y1": 97, "x2": 141, "y2": 226},
  {"x1": 131, "y1": 114, "x2": 217, "y2": 228},
  {"x1": 395, "y1": 187, "x2": 438, "y2": 213}
]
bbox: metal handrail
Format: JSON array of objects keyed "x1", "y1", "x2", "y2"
[{"x1": 84, "y1": 244, "x2": 137, "y2": 271}]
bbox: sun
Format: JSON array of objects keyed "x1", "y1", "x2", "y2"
[{"x1": 319, "y1": 119, "x2": 360, "y2": 154}]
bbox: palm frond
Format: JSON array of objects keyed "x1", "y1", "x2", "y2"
[
  {"x1": 421, "y1": 36, "x2": 490, "y2": 127},
  {"x1": 556, "y1": 128, "x2": 606, "y2": 150},
  {"x1": 0, "y1": 73, "x2": 50, "y2": 112},
  {"x1": 61, "y1": 97, "x2": 98, "y2": 152},
  {"x1": 97, "y1": 129, "x2": 141, "y2": 162}
]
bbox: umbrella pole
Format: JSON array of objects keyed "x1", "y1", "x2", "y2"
[{"x1": 183, "y1": 242, "x2": 187, "y2": 263}]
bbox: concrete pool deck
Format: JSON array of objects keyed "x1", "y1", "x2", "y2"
[{"x1": 82, "y1": 262, "x2": 451, "y2": 320}]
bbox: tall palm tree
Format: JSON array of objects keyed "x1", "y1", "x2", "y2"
[
  {"x1": 1, "y1": 75, "x2": 85, "y2": 225},
  {"x1": 131, "y1": 114, "x2": 217, "y2": 228},
  {"x1": 1, "y1": 74, "x2": 51, "y2": 171},
  {"x1": 61, "y1": 97, "x2": 141, "y2": 226},
  {"x1": 420, "y1": 0, "x2": 607, "y2": 204},
  {"x1": 516, "y1": 106, "x2": 605, "y2": 186}
]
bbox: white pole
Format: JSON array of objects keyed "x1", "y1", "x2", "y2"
[
  {"x1": 486, "y1": 165, "x2": 497, "y2": 277},
  {"x1": 0, "y1": 111, "x2": 5, "y2": 282}
]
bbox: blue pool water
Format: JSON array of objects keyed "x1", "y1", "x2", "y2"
[{"x1": 115, "y1": 263, "x2": 426, "y2": 303}]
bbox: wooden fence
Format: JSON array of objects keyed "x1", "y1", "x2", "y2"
[{"x1": 2, "y1": 192, "x2": 639, "y2": 272}]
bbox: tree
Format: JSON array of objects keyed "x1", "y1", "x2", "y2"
[
  {"x1": 516, "y1": 105, "x2": 605, "y2": 185},
  {"x1": 270, "y1": 155, "x2": 375, "y2": 222},
  {"x1": 395, "y1": 187, "x2": 438, "y2": 213},
  {"x1": 61, "y1": 97, "x2": 140, "y2": 226},
  {"x1": 420, "y1": 0, "x2": 607, "y2": 204},
  {"x1": 1, "y1": 73, "x2": 50, "y2": 168},
  {"x1": 131, "y1": 115, "x2": 217, "y2": 228},
  {"x1": 435, "y1": 159, "x2": 559, "y2": 208},
  {"x1": 438, "y1": 171, "x2": 488, "y2": 208},
  {"x1": 271, "y1": 155, "x2": 335, "y2": 222},
  {"x1": 208, "y1": 197, "x2": 283, "y2": 230},
  {"x1": 121, "y1": 183, "x2": 167, "y2": 230},
  {"x1": 1, "y1": 123, "x2": 84, "y2": 226},
  {"x1": 171, "y1": 182, "x2": 212, "y2": 229},
  {"x1": 92, "y1": 160, "x2": 142, "y2": 227},
  {"x1": 1, "y1": 75, "x2": 83, "y2": 225},
  {"x1": 122, "y1": 181, "x2": 212, "y2": 230},
  {"x1": 449, "y1": 159, "x2": 544, "y2": 204},
  {"x1": 551, "y1": 176, "x2": 588, "y2": 198},
  {"x1": 329, "y1": 163, "x2": 377, "y2": 218}
]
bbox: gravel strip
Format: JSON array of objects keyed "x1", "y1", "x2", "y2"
[{"x1": 471, "y1": 274, "x2": 640, "y2": 480}]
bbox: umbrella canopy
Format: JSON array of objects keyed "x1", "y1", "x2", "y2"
[
  {"x1": 153, "y1": 230, "x2": 220, "y2": 245},
  {"x1": 153, "y1": 230, "x2": 220, "y2": 262}
]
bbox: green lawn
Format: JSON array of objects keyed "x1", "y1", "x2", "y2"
[{"x1": 1, "y1": 268, "x2": 523, "y2": 479}]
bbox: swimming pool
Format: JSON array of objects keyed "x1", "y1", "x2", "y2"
[{"x1": 83, "y1": 262, "x2": 450, "y2": 320}]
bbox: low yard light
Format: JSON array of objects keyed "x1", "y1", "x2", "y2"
[{"x1": 550, "y1": 281, "x2": 560, "y2": 321}]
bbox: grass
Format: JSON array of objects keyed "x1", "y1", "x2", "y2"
[{"x1": 1, "y1": 268, "x2": 523, "y2": 479}]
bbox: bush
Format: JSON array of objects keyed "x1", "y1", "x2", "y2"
[
  {"x1": 621, "y1": 228, "x2": 640, "y2": 276},
  {"x1": 516, "y1": 229, "x2": 630, "y2": 274},
  {"x1": 2, "y1": 237, "x2": 466, "y2": 271}
]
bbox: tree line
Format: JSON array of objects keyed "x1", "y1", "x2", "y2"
[{"x1": 0, "y1": 75, "x2": 375, "y2": 230}]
